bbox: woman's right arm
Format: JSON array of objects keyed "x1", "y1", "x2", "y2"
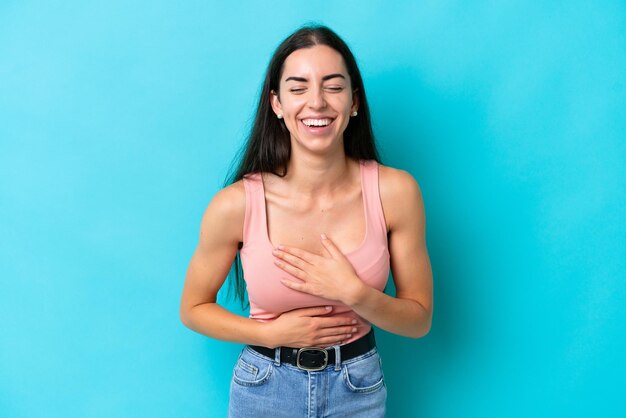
[
  {"x1": 179, "y1": 182, "x2": 270, "y2": 345},
  {"x1": 179, "y1": 181, "x2": 357, "y2": 348}
]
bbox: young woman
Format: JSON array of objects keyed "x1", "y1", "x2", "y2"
[{"x1": 180, "y1": 25, "x2": 433, "y2": 417}]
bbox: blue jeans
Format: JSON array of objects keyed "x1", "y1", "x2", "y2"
[{"x1": 228, "y1": 345, "x2": 387, "y2": 417}]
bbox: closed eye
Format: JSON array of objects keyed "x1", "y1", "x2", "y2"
[{"x1": 288, "y1": 86, "x2": 345, "y2": 94}]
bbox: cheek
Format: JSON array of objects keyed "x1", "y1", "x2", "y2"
[
  {"x1": 281, "y1": 97, "x2": 305, "y2": 114},
  {"x1": 336, "y1": 95, "x2": 355, "y2": 112}
]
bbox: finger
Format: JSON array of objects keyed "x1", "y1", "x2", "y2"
[
  {"x1": 276, "y1": 244, "x2": 318, "y2": 264},
  {"x1": 280, "y1": 278, "x2": 308, "y2": 293},
  {"x1": 314, "y1": 334, "x2": 353, "y2": 347},
  {"x1": 274, "y1": 259, "x2": 306, "y2": 279},
  {"x1": 320, "y1": 233, "x2": 342, "y2": 259},
  {"x1": 316, "y1": 316, "x2": 358, "y2": 328},
  {"x1": 289, "y1": 305, "x2": 333, "y2": 317},
  {"x1": 272, "y1": 249, "x2": 308, "y2": 268},
  {"x1": 317, "y1": 325, "x2": 358, "y2": 337}
]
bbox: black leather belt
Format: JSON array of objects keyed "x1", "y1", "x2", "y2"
[{"x1": 248, "y1": 329, "x2": 376, "y2": 371}]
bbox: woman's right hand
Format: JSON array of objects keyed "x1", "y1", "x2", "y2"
[{"x1": 264, "y1": 306, "x2": 358, "y2": 348}]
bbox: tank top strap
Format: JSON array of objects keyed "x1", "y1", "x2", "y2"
[
  {"x1": 242, "y1": 173, "x2": 266, "y2": 246},
  {"x1": 360, "y1": 160, "x2": 388, "y2": 237}
]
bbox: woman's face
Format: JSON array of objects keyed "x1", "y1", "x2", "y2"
[{"x1": 271, "y1": 44, "x2": 358, "y2": 155}]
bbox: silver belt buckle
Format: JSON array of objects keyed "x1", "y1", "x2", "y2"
[{"x1": 296, "y1": 347, "x2": 328, "y2": 371}]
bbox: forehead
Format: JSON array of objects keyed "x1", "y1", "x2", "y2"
[{"x1": 281, "y1": 44, "x2": 348, "y2": 80}]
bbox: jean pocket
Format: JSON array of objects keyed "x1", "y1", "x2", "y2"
[
  {"x1": 232, "y1": 349, "x2": 274, "y2": 387},
  {"x1": 342, "y1": 349, "x2": 385, "y2": 393}
]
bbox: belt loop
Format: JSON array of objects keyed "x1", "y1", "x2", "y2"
[
  {"x1": 274, "y1": 347, "x2": 281, "y2": 366},
  {"x1": 334, "y1": 345, "x2": 341, "y2": 371}
]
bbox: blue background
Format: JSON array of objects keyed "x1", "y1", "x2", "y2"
[{"x1": 1, "y1": 1, "x2": 625, "y2": 417}]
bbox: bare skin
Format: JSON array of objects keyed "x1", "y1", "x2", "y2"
[{"x1": 179, "y1": 44, "x2": 433, "y2": 348}]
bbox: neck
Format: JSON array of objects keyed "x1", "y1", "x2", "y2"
[{"x1": 283, "y1": 150, "x2": 353, "y2": 195}]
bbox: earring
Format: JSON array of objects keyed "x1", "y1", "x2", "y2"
[
  {"x1": 351, "y1": 111, "x2": 358, "y2": 117},
  {"x1": 277, "y1": 114, "x2": 283, "y2": 119}
]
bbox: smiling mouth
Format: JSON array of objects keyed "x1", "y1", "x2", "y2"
[{"x1": 301, "y1": 118, "x2": 334, "y2": 127}]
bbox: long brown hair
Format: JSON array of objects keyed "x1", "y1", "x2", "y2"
[{"x1": 224, "y1": 24, "x2": 382, "y2": 305}]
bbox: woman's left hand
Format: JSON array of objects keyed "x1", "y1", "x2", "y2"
[{"x1": 272, "y1": 234, "x2": 364, "y2": 304}]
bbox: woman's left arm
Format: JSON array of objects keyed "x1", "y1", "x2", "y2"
[
  {"x1": 347, "y1": 167, "x2": 433, "y2": 338},
  {"x1": 273, "y1": 167, "x2": 433, "y2": 338}
]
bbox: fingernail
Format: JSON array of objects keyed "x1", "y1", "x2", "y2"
[
  {"x1": 351, "y1": 319, "x2": 357, "y2": 324},
  {"x1": 320, "y1": 233, "x2": 327, "y2": 240},
  {"x1": 346, "y1": 334, "x2": 352, "y2": 338},
  {"x1": 351, "y1": 327, "x2": 357, "y2": 333},
  {"x1": 325, "y1": 306, "x2": 332, "y2": 311}
]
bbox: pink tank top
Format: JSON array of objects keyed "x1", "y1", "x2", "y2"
[{"x1": 240, "y1": 159, "x2": 390, "y2": 344}]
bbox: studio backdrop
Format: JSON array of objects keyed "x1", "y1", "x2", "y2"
[{"x1": 1, "y1": 1, "x2": 625, "y2": 417}]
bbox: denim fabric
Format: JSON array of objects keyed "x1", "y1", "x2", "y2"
[{"x1": 228, "y1": 346, "x2": 386, "y2": 418}]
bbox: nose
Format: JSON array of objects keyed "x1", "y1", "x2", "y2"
[{"x1": 307, "y1": 86, "x2": 327, "y2": 109}]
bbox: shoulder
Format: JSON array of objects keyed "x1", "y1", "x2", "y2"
[
  {"x1": 377, "y1": 164, "x2": 421, "y2": 198},
  {"x1": 207, "y1": 180, "x2": 246, "y2": 219},
  {"x1": 377, "y1": 164, "x2": 424, "y2": 231},
  {"x1": 199, "y1": 180, "x2": 246, "y2": 245}
]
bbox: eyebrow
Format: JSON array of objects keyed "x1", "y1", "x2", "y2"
[{"x1": 285, "y1": 73, "x2": 346, "y2": 82}]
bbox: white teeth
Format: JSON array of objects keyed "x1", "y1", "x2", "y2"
[{"x1": 302, "y1": 118, "x2": 331, "y2": 127}]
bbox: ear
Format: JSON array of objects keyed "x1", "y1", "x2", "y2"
[
  {"x1": 270, "y1": 90, "x2": 283, "y2": 117},
  {"x1": 351, "y1": 88, "x2": 359, "y2": 113}
]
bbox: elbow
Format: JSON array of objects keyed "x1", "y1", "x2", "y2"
[
  {"x1": 179, "y1": 304, "x2": 193, "y2": 329},
  {"x1": 407, "y1": 322, "x2": 431, "y2": 339},
  {"x1": 397, "y1": 296, "x2": 432, "y2": 338},
  {"x1": 417, "y1": 320, "x2": 432, "y2": 338},
  {"x1": 180, "y1": 301, "x2": 213, "y2": 330},
  {"x1": 409, "y1": 310, "x2": 432, "y2": 339}
]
